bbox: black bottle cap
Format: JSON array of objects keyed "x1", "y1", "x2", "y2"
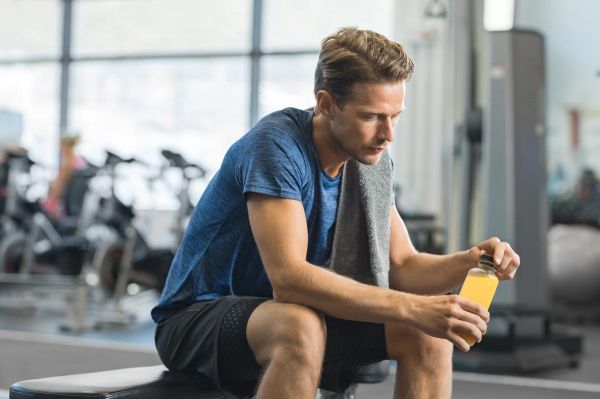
[{"x1": 479, "y1": 254, "x2": 497, "y2": 269}]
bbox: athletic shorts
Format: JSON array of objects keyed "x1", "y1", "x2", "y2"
[{"x1": 154, "y1": 296, "x2": 388, "y2": 397}]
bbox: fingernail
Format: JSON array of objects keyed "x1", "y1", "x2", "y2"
[{"x1": 495, "y1": 257, "x2": 501, "y2": 264}]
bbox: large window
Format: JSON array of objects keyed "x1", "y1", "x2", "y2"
[
  {"x1": 0, "y1": 0, "x2": 62, "y2": 58},
  {"x1": 0, "y1": 64, "x2": 60, "y2": 165},
  {"x1": 259, "y1": 55, "x2": 318, "y2": 117},
  {"x1": 262, "y1": 0, "x2": 395, "y2": 51},
  {"x1": 70, "y1": 59, "x2": 249, "y2": 169},
  {"x1": 0, "y1": 0, "x2": 396, "y2": 174},
  {"x1": 72, "y1": 0, "x2": 252, "y2": 56},
  {"x1": 259, "y1": 0, "x2": 395, "y2": 116},
  {"x1": 0, "y1": 0, "x2": 61, "y2": 167}
]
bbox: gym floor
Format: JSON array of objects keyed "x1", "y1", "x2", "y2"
[{"x1": 0, "y1": 296, "x2": 599, "y2": 399}]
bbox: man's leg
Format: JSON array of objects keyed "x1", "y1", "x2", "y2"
[
  {"x1": 385, "y1": 322, "x2": 453, "y2": 399},
  {"x1": 246, "y1": 300, "x2": 327, "y2": 399}
]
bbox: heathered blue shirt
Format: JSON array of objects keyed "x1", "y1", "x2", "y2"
[{"x1": 151, "y1": 108, "x2": 341, "y2": 323}]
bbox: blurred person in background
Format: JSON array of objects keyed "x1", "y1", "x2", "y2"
[{"x1": 42, "y1": 135, "x2": 87, "y2": 219}]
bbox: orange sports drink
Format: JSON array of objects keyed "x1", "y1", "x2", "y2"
[{"x1": 458, "y1": 254, "x2": 499, "y2": 346}]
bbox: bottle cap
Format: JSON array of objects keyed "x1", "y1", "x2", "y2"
[{"x1": 479, "y1": 254, "x2": 497, "y2": 269}]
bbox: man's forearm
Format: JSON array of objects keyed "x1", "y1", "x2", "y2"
[
  {"x1": 272, "y1": 260, "x2": 419, "y2": 325},
  {"x1": 389, "y1": 251, "x2": 476, "y2": 295}
]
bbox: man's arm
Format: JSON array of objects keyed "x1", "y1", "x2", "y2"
[
  {"x1": 388, "y1": 205, "x2": 521, "y2": 295},
  {"x1": 247, "y1": 193, "x2": 491, "y2": 351},
  {"x1": 248, "y1": 193, "x2": 412, "y2": 324},
  {"x1": 388, "y1": 205, "x2": 473, "y2": 294}
]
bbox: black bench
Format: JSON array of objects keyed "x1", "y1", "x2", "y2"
[
  {"x1": 10, "y1": 362, "x2": 390, "y2": 399},
  {"x1": 9, "y1": 366, "x2": 225, "y2": 399}
]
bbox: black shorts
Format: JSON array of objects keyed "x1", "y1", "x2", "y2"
[{"x1": 155, "y1": 296, "x2": 388, "y2": 397}]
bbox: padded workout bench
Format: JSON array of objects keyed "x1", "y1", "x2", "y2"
[
  {"x1": 9, "y1": 366, "x2": 225, "y2": 399},
  {"x1": 10, "y1": 362, "x2": 390, "y2": 399}
]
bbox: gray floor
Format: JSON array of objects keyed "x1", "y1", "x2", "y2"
[
  {"x1": 358, "y1": 322, "x2": 600, "y2": 398},
  {"x1": 1, "y1": 293, "x2": 599, "y2": 398},
  {"x1": 354, "y1": 364, "x2": 600, "y2": 398},
  {"x1": 0, "y1": 333, "x2": 160, "y2": 389}
]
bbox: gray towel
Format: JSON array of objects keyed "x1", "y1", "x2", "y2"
[{"x1": 329, "y1": 151, "x2": 393, "y2": 288}]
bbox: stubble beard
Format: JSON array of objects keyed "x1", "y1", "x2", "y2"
[
  {"x1": 330, "y1": 125, "x2": 383, "y2": 166},
  {"x1": 338, "y1": 139, "x2": 382, "y2": 166}
]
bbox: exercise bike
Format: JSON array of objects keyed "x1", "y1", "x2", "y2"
[
  {"x1": 159, "y1": 149, "x2": 207, "y2": 244},
  {"x1": 87, "y1": 151, "x2": 173, "y2": 323},
  {"x1": 0, "y1": 153, "x2": 97, "y2": 276}
]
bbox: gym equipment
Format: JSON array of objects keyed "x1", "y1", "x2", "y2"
[
  {"x1": 0, "y1": 151, "x2": 39, "y2": 237},
  {"x1": 9, "y1": 362, "x2": 390, "y2": 399},
  {"x1": 0, "y1": 150, "x2": 170, "y2": 330},
  {"x1": 481, "y1": 30, "x2": 549, "y2": 309},
  {"x1": 92, "y1": 151, "x2": 172, "y2": 298},
  {"x1": 0, "y1": 150, "x2": 97, "y2": 277},
  {"x1": 551, "y1": 197, "x2": 600, "y2": 228},
  {"x1": 9, "y1": 366, "x2": 223, "y2": 399},
  {"x1": 547, "y1": 224, "x2": 600, "y2": 305},
  {"x1": 453, "y1": 28, "x2": 582, "y2": 372},
  {"x1": 394, "y1": 186, "x2": 447, "y2": 254},
  {"x1": 0, "y1": 152, "x2": 96, "y2": 331},
  {"x1": 160, "y1": 149, "x2": 207, "y2": 244},
  {"x1": 71, "y1": 151, "x2": 173, "y2": 326},
  {"x1": 454, "y1": 304, "x2": 582, "y2": 373}
]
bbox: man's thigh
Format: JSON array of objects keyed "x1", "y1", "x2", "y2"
[
  {"x1": 248, "y1": 300, "x2": 388, "y2": 393},
  {"x1": 154, "y1": 296, "x2": 269, "y2": 396}
]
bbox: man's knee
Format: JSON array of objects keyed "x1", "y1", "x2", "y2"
[
  {"x1": 385, "y1": 323, "x2": 453, "y2": 365},
  {"x1": 247, "y1": 301, "x2": 327, "y2": 368}
]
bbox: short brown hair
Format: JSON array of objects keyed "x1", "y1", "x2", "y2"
[{"x1": 314, "y1": 27, "x2": 414, "y2": 107}]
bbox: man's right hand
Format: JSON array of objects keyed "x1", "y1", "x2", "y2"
[{"x1": 408, "y1": 295, "x2": 490, "y2": 352}]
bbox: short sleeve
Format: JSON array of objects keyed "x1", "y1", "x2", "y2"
[{"x1": 236, "y1": 131, "x2": 306, "y2": 201}]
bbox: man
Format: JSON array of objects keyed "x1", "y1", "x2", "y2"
[{"x1": 152, "y1": 27, "x2": 520, "y2": 399}]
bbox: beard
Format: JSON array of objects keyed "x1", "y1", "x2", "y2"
[
  {"x1": 329, "y1": 123, "x2": 386, "y2": 166},
  {"x1": 353, "y1": 151, "x2": 382, "y2": 165},
  {"x1": 340, "y1": 142, "x2": 383, "y2": 165},
  {"x1": 333, "y1": 135, "x2": 384, "y2": 165}
]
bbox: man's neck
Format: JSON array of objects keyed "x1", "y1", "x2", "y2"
[{"x1": 311, "y1": 113, "x2": 348, "y2": 178}]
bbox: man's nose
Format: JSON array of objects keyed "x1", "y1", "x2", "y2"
[{"x1": 379, "y1": 117, "x2": 395, "y2": 142}]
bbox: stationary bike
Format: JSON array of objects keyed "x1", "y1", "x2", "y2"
[{"x1": 90, "y1": 151, "x2": 173, "y2": 303}]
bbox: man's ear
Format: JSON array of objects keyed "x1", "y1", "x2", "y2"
[{"x1": 315, "y1": 90, "x2": 336, "y2": 118}]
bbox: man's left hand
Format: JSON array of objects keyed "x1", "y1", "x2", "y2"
[{"x1": 467, "y1": 237, "x2": 521, "y2": 280}]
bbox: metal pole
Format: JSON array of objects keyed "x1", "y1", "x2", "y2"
[
  {"x1": 59, "y1": 0, "x2": 73, "y2": 136},
  {"x1": 249, "y1": 0, "x2": 263, "y2": 126}
]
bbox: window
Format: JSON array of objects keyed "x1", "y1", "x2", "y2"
[
  {"x1": 70, "y1": 59, "x2": 250, "y2": 172},
  {"x1": 0, "y1": 0, "x2": 61, "y2": 167},
  {"x1": 72, "y1": 0, "x2": 252, "y2": 56},
  {"x1": 259, "y1": 55, "x2": 318, "y2": 117},
  {"x1": 0, "y1": 0, "x2": 62, "y2": 59},
  {"x1": 0, "y1": 0, "x2": 397, "y2": 176},
  {"x1": 259, "y1": 0, "x2": 396, "y2": 118},
  {"x1": 262, "y1": 0, "x2": 395, "y2": 51},
  {"x1": 0, "y1": 64, "x2": 60, "y2": 167}
]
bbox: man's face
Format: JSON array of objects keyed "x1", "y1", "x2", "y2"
[{"x1": 328, "y1": 82, "x2": 405, "y2": 165}]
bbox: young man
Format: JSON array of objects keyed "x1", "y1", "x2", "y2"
[{"x1": 152, "y1": 27, "x2": 521, "y2": 399}]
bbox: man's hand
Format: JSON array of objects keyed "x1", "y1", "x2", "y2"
[
  {"x1": 409, "y1": 294, "x2": 490, "y2": 352},
  {"x1": 467, "y1": 237, "x2": 521, "y2": 280}
]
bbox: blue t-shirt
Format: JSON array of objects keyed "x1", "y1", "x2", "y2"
[{"x1": 151, "y1": 108, "x2": 341, "y2": 323}]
